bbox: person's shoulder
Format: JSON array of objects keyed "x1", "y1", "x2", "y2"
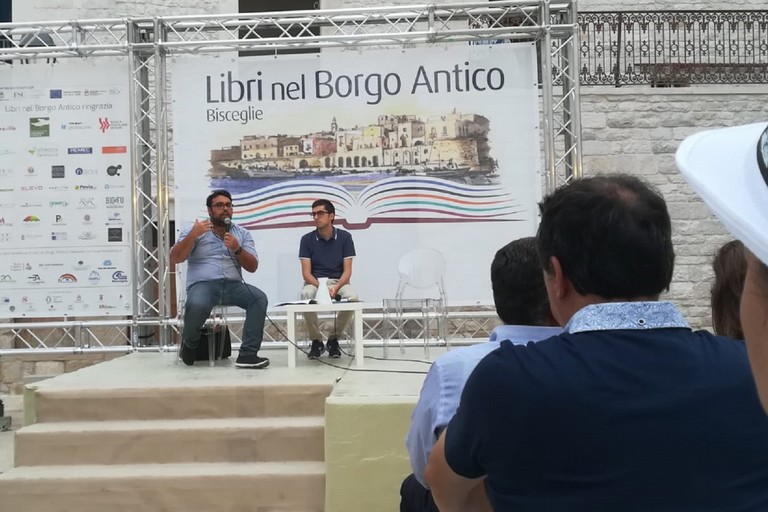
[
  {"x1": 433, "y1": 342, "x2": 501, "y2": 373},
  {"x1": 300, "y1": 230, "x2": 316, "y2": 241},
  {"x1": 335, "y1": 228, "x2": 353, "y2": 240}
]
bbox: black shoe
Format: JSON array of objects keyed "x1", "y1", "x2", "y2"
[
  {"x1": 235, "y1": 353, "x2": 270, "y2": 369},
  {"x1": 327, "y1": 337, "x2": 341, "y2": 358},
  {"x1": 308, "y1": 340, "x2": 325, "y2": 359},
  {"x1": 180, "y1": 342, "x2": 196, "y2": 366}
]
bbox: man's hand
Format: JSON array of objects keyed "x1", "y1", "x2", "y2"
[
  {"x1": 328, "y1": 285, "x2": 338, "y2": 299},
  {"x1": 190, "y1": 218, "x2": 211, "y2": 238},
  {"x1": 223, "y1": 233, "x2": 240, "y2": 252}
]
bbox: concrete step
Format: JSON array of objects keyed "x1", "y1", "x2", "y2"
[
  {"x1": 0, "y1": 461, "x2": 325, "y2": 512},
  {"x1": 15, "y1": 416, "x2": 325, "y2": 466},
  {"x1": 30, "y1": 384, "x2": 331, "y2": 423}
]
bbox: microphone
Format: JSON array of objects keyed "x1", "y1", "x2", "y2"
[
  {"x1": 334, "y1": 293, "x2": 342, "y2": 302},
  {"x1": 223, "y1": 217, "x2": 231, "y2": 232}
]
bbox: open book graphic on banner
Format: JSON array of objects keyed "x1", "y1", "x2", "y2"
[{"x1": 223, "y1": 177, "x2": 524, "y2": 230}]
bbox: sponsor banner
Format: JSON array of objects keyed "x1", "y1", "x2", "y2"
[
  {"x1": 0, "y1": 60, "x2": 134, "y2": 318},
  {"x1": 172, "y1": 44, "x2": 541, "y2": 304}
]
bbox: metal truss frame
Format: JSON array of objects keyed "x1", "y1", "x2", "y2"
[{"x1": 0, "y1": 1, "x2": 581, "y2": 354}]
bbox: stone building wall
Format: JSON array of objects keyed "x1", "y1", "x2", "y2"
[{"x1": 579, "y1": 85, "x2": 768, "y2": 328}]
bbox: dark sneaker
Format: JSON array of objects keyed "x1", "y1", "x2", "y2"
[
  {"x1": 180, "y1": 342, "x2": 196, "y2": 366},
  {"x1": 235, "y1": 353, "x2": 270, "y2": 369},
  {"x1": 308, "y1": 340, "x2": 325, "y2": 359},
  {"x1": 327, "y1": 337, "x2": 342, "y2": 358}
]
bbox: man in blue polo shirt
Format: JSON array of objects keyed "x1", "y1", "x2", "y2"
[
  {"x1": 171, "y1": 189, "x2": 269, "y2": 369},
  {"x1": 401, "y1": 237, "x2": 561, "y2": 512},
  {"x1": 425, "y1": 174, "x2": 768, "y2": 511},
  {"x1": 299, "y1": 199, "x2": 356, "y2": 359}
]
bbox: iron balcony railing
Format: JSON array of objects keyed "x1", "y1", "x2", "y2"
[{"x1": 578, "y1": 10, "x2": 768, "y2": 86}]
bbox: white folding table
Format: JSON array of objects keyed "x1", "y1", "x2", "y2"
[{"x1": 284, "y1": 302, "x2": 366, "y2": 368}]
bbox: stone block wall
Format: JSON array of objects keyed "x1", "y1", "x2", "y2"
[
  {"x1": 0, "y1": 353, "x2": 124, "y2": 395},
  {"x1": 579, "y1": 85, "x2": 768, "y2": 329}
]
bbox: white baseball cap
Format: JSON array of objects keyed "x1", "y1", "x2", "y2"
[{"x1": 676, "y1": 122, "x2": 768, "y2": 266}]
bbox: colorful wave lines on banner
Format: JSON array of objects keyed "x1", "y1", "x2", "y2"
[{"x1": 231, "y1": 177, "x2": 524, "y2": 230}]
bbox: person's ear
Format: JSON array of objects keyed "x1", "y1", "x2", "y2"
[{"x1": 549, "y1": 256, "x2": 568, "y2": 300}]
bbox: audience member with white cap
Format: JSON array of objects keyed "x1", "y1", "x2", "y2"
[{"x1": 677, "y1": 122, "x2": 768, "y2": 412}]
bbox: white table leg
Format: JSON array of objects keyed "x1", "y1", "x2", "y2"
[
  {"x1": 354, "y1": 307, "x2": 364, "y2": 368},
  {"x1": 287, "y1": 309, "x2": 296, "y2": 368}
]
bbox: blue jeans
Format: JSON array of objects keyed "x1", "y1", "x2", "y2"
[{"x1": 183, "y1": 279, "x2": 268, "y2": 355}]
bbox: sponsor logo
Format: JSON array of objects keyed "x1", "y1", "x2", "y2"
[
  {"x1": 106, "y1": 164, "x2": 122, "y2": 176},
  {"x1": 74, "y1": 185, "x2": 98, "y2": 191},
  {"x1": 99, "y1": 304, "x2": 117, "y2": 310},
  {"x1": 104, "y1": 183, "x2": 126, "y2": 190},
  {"x1": 78, "y1": 231, "x2": 96, "y2": 240},
  {"x1": 58, "y1": 273, "x2": 77, "y2": 283},
  {"x1": 50, "y1": 89, "x2": 62, "y2": 99},
  {"x1": 27, "y1": 147, "x2": 58, "y2": 157},
  {"x1": 23, "y1": 215, "x2": 40, "y2": 223},
  {"x1": 20, "y1": 186, "x2": 43, "y2": 192},
  {"x1": 0, "y1": 125, "x2": 16, "y2": 132},
  {"x1": 51, "y1": 165, "x2": 65, "y2": 178},
  {"x1": 0, "y1": 188, "x2": 14, "y2": 192},
  {"x1": 98, "y1": 117, "x2": 110, "y2": 132},
  {"x1": 0, "y1": 217, "x2": 10, "y2": 226},
  {"x1": 20, "y1": 233, "x2": 43, "y2": 241},
  {"x1": 20, "y1": 202, "x2": 42, "y2": 208},
  {"x1": 107, "y1": 228, "x2": 123, "y2": 242},
  {"x1": 28, "y1": 274, "x2": 43, "y2": 283},
  {"x1": 107, "y1": 212, "x2": 122, "y2": 224},
  {"x1": 112, "y1": 271, "x2": 128, "y2": 283},
  {"x1": 106, "y1": 196, "x2": 125, "y2": 208},
  {"x1": 0, "y1": 168, "x2": 12, "y2": 177},
  {"x1": 88, "y1": 271, "x2": 100, "y2": 282},
  {"x1": 82, "y1": 214, "x2": 92, "y2": 224},
  {"x1": 60, "y1": 121, "x2": 90, "y2": 131},
  {"x1": 0, "y1": 275, "x2": 13, "y2": 283},
  {"x1": 10, "y1": 263, "x2": 31, "y2": 272},
  {"x1": 48, "y1": 185, "x2": 68, "y2": 192},
  {"x1": 29, "y1": 117, "x2": 50, "y2": 137},
  {"x1": 102, "y1": 259, "x2": 114, "y2": 268},
  {"x1": 102, "y1": 146, "x2": 127, "y2": 154},
  {"x1": 49, "y1": 200, "x2": 69, "y2": 208},
  {"x1": 68, "y1": 147, "x2": 93, "y2": 154},
  {"x1": 53, "y1": 214, "x2": 65, "y2": 225},
  {"x1": 26, "y1": 166, "x2": 37, "y2": 176},
  {"x1": 51, "y1": 231, "x2": 68, "y2": 241},
  {"x1": 39, "y1": 262, "x2": 63, "y2": 268},
  {"x1": 77, "y1": 198, "x2": 97, "y2": 209},
  {"x1": 75, "y1": 167, "x2": 97, "y2": 176}
]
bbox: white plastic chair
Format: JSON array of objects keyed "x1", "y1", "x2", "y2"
[{"x1": 383, "y1": 248, "x2": 449, "y2": 357}]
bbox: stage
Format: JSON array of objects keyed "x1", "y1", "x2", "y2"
[{"x1": 0, "y1": 344, "x2": 447, "y2": 512}]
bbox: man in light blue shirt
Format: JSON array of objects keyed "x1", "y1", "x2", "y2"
[
  {"x1": 401, "y1": 237, "x2": 560, "y2": 512},
  {"x1": 170, "y1": 189, "x2": 269, "y2": 369}
]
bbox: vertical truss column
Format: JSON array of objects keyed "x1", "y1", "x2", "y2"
[
  {"x1": 154, "y1": 18, "x2": 172, "y2": 341},
  {"x1": 560, "y1": 0, "x2": 582, "y2": 180},
  {"x1": 540, "y1": 0, "x2": 556, "y2": 193},
  {"x1": 128, "y1": 19, "x2": 161, "y2": 342}
]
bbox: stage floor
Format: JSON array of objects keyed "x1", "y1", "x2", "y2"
[{"x1": 24, "y1": 343, "x2": 443, "y2": 395}]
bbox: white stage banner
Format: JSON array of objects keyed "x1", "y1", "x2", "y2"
[
  {"x1": 171, "y1": 43, "x2": 541, "y2": 305},
  {"x1": 0, "y1": 60, "x2": 133, "y2": 318}
]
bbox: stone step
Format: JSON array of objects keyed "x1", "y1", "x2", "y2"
[
  {"x1": 15, "y1": 416, "x2": 325, "y2": 466},
  {"x1": 30, "y1": 384, "x2": 332, "y2": 423},
  {"x1": 0, "y1": 461, "x2": 325, "y2": 512}
]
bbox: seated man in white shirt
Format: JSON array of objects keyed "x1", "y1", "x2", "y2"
[{"x1": 400, "y1": 236, "x2": 561, "y2": 512}]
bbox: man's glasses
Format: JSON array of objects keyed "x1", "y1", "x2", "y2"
[
  {"x1": 310, "y1": 211, "x2": 329, "y2": 218},
  {"x1": 211, "y1": 202, "x2": 233, "y2": 209}
]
